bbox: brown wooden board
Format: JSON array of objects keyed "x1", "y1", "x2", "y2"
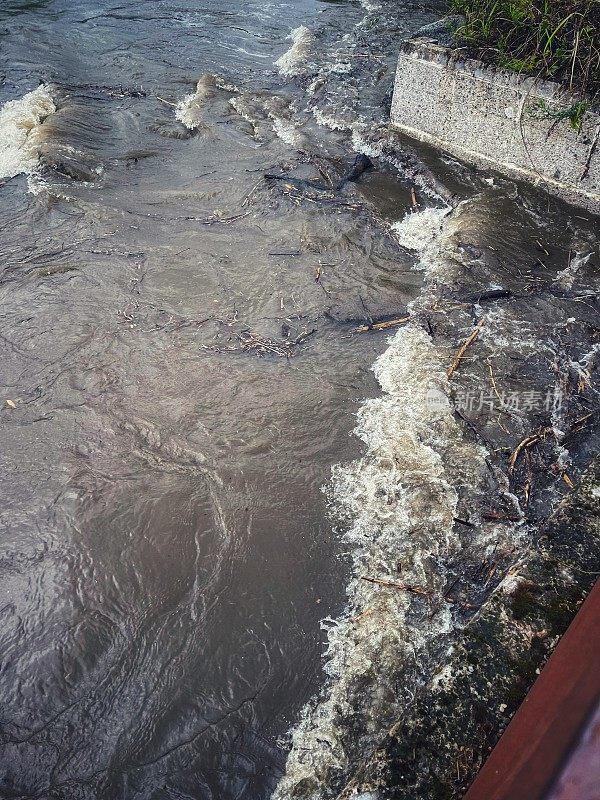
[{"x1": 463, "y1": 578, "x2": 600, "y2": 800}]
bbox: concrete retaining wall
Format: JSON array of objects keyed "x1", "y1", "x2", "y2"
[{"x1": 391, "y1": 39, "x2": 600, "y2": 213}]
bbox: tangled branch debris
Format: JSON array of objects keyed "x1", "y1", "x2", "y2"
[
  {"x1": 508, "y1": 426, "x2": 554, "y2": 473},
  {"x1": 352, "y1": 315, "x2": 411, "y2": 333},
  {"x1": 202, "y1": 327, "x2": 316, "y2": 358},
  {"x1": 199, "y1": 211, "x2": 252, "y2": 225}
]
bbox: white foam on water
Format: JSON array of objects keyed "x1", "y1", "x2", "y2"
[
  {"x1": 0, "y1": 85, "x2": 55, "y2": 182},
  {"x1": 553, "y1": 251, "x2": 592, "y2": 290},
  {"x1": 175, "y1": 93, "x2": 198, "y2": 129},
  {"x1": 391, "y1": 206, "x2": 453, "y2": 279},
  {"x1": 275, "y1": 26, "x2": 316, "y2": 77},
  {"x1": 228, "y1": 95, "x2": 256, "y2": 127},
  {"x1": 229, "y1": 91, "x2": 305, "y2": 147},
  {"x1": 271, "y1": 116, "x2": 302, "y2": 147},
  {"x1": 478, "y1": 306, "x2": 545, "y2": 353},
  {"x1": 262, "y1": 95, "x2": 305, "y2": 147},
  {"x1": 175, "y1": 74, "x2": 218, "y2": 130},
  {"x1": 312, "y1": 107, "x2": 350, "y2": 131},
  {"x1": 274, "y1": 206, "x2": 498, "y2": 800}
]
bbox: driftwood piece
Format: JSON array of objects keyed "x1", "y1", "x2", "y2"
[
  {"x1": 447, "y1": 319, "x2": 485, "y2": 378},
  {"x1": 352, "y1": 316, "x2": 411, "y2": 334},
  {"x1": 462, "y1": 289, "x2": 513, "y2": 303}
]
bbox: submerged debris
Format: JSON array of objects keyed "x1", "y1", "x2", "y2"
[
  {"x1": 360, "y1": 575, "x2": 430, "y2": 596},
  {"x1": 264, "y1": 152, "x2": 375, "y2": 203},
  {"x1": 202, "y1": 325, "x2": 316, "y2": 357},
  {"x1": 508, "y1": 427, "x2": 553, "y2": 474}
]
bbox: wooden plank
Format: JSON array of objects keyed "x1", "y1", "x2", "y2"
[
  {"x1": 545, "y1": 698, "x2": 600, "y2": 800},
  {"x1": 463, "y1": 578, "x2": 600, "y2": 800}
]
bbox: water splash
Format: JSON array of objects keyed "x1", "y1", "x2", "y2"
[
  {"x1": 175, "y1": 74, "x2": 219, "y2": 130},
  {"x1": 275, "y1": 26, "x2": 316, "y2": 78},
  {"x1": 0, "y1": 85, "x2": 55, "y2": 182}
]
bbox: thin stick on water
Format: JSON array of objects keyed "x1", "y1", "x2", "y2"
[
  {"x1": 508, "y1": 427, "x2": 553, "y2": 473},
  {"x1": 352, "y1": 315, "x2": 410, "y2": 334},
  {"x1": 447, "y1": 319, "x2": 485, "y2": 378},
  {"x1": 410, "y1": 187, "x2": 419, "y2": 211}
]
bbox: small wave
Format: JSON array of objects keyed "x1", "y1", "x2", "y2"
[
  {"x1": 175, "y1": 73, "x2": 218, "y2": 130},
  {"x1": 229, "y1": 91, "x2": 305, "y2": 147},
  {"x1": 262, "y1": 95, "x2": 304, "y2": 147},
  {"x1": 0, "y1": 85, "x2": 55, "y2": 182},
  {"x1": 351, "y1": 128, "x2": 457, "y2": 205},
  {"x1": 275, "y1": 26, "x2": 316, "y2": 78}
]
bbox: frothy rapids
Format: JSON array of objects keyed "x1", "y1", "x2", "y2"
[
  {"x1": 0, "y1": 85, "x2": 55, "y2": 184},
  {"x1": 265, "y1": 3, "x2": 600, "y2": 789},
  {"x1": 273, "y1": 205, "x2": 515, "y2": 799}
]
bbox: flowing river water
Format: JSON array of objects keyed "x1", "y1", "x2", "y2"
[{"x1": 1, "y1": 1, "x2": 599, "y2": 799}]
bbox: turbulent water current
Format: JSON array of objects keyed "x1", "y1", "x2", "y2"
[{"x1": 1, "y1": 1, "x2": 599, "y2": 799}]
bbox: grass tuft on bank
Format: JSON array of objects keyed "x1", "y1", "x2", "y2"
[{"x1": 450, "y1": 0, "x2": 600, "y2": 100}]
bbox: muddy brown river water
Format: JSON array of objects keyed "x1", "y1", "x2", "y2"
[{"x1": 0, "y1": 1, "x2": 599, "y2": 799}]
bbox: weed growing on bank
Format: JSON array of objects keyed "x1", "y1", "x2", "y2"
[{"x1": 450, "y1": 0, "x2": 600, "y2": 102}]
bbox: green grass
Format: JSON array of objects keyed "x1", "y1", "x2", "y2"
[
  {"x1": 529, "y1": 97, "x2": 590, "y2": 127},
  {"x1": 450, "y1": 0, "x2": 600, "y2": 101}
]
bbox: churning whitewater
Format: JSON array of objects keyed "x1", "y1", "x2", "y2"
[
  {"x1": 0, "y1": 85, "x2": 55, "y2": 184},
  {"x1": 273, "y1": 205, "x2": 520, "y2": 799}
]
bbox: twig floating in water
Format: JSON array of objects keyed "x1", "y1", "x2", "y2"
[
  {"x1": 198, "y1": 211, "x2": 252, "y2": 225},
  {"x1": 447, "y1": 319, "x2": 485, "y2": 378},
  {"x1": 155, "y1": 96, "x2": 177, "y2": 107},
  {"x1": 455, "y1": 408, "x2": 494, "y2": 448},
  {"x1": 241, "y1": 177, "x2": 265, "y2": 208},
  {"x1": 411, "y1": 187, "x2": 419, "y2": 211},
  {"x1": 352, "y1": 315, "x2": 411, "y2": 334}
]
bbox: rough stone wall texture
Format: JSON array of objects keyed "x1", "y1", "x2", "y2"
[
  {"x1": 390, "y1": 39, "x2": 600, "y2": 212},
  {"x1": 336, "y1": 457, "x2": 600, "y2": 799}
]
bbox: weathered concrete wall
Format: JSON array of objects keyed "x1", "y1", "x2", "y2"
[{"x1": 390, "y1": 39, "x2": 600, "y2": 213}]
